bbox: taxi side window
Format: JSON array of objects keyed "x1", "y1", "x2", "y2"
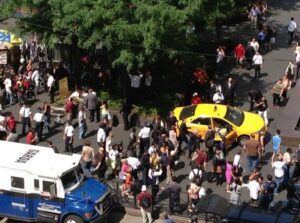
[
  {"x1": 192, "y1": 117, "x2": 210, "y2": 125},
  {"x1": 214, "y1": 118, "x2": 229, "y2": 128},
  {"x1": 43, "y1": 181, "x2": 53, "y2": 192},
  {"x1": 11, "y1": 176, "x2": 24, "y2": 189}
]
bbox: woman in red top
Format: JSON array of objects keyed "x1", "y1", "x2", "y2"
[
  {"x1": 234, "y1": 43, "x2": 245, "y2": 65},
  {"x1": 191, "y1": 92, "x2": 202, "y2": 105},
  {"x1": 26, "y1": 128, "x2": 37, "y2": 144},
  {"x1": 6, "y1": 112, "x2": 16, "y2": 133}
]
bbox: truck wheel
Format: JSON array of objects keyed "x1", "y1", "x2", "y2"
[
  {"x1": 238, "y1": 135, "x2": 250, "y2": 146},
  {"x1": 64, "y1": 215, "x2": 84, "y2": 223}
]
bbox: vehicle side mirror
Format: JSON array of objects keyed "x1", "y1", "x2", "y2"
[{"x1": 50, "y1": 184, "x2": 57, "y2": 197}]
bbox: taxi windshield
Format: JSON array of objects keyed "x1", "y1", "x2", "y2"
[
  {"x1": 61, "y1": 165, "x2": 84, "y2": 191},
  {"x1": 224, "y1": 107, "x2": 244, "y2": 126}
]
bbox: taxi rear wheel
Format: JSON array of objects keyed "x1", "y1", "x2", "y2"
[
  {"x1": 238, "y1": 135, "x2": 250, "y2": 146},
  {"x1": 64, "y1": 215, "x2": 84, "y2": 223}
]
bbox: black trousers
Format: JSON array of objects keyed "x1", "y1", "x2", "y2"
[
  {"x1": 273, "y1": 93, "x2": 281, "y2": 106},
  {"x1": 140, "y1": 137, "x2": 150, "y2": 156},
  {"x1": 254, "y1": 64, "x2": 261, "y2": 78},
  {"x1": 49, "y1": 89, "x2": 54, "y2": 103},
  {"x1": 65, "y1": 136, "x2": 73, "y2": 153},
  {"x1": 170, "y1": 194, "x2": 180, "y2": 213},
  {"x1": 151, "y1": 184, "x2": 159, "y2": 204},
  {"x1": 22, "y1": 117, "x2": 31, "y2": 135},
  {"x1": 89, "y1": 109, "x2": 96, "y2": 122},
  {"x1": 288, "y1": 31, "x2": 295, "y2": 45},
  {"x1": 296, "y1": 62, "x2": 300, "y2": 80},
  {"x1": 122, "y1": 112, "x2": 130, "y2": 129},
  {"x1": 35, "y1": 122, "x2": 44, "y2": 141}
]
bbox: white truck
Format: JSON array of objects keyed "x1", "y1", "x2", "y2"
[{"x1": 0, "y1": 141, "x2": 111, "y2": 223}]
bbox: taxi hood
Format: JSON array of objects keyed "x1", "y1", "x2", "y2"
[{"x1": 240, "y1": 111, "x2": 265, "y2": 132}]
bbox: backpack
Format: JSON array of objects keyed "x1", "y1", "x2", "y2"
[
  {"x1": 141, "y1": 154, "x2": 150, "y2": 167},
  {"x1": 140, "y1": 195, "x2": 151, "y2": 209},
  {"x1": 192, "y1": 169, "x2": 201, "y2": 182}
]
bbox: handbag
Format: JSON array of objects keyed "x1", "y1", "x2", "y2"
[{"x1": 119, "y1": 171, "x2": 126, "y2": 180}]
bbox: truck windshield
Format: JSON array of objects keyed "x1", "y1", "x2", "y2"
[
  {"x1": 61, "y1": 165, "x2": 84, "y2": 191},
  {"x1": 224, "y1": 107, "x2": 244, "y2": 127}
]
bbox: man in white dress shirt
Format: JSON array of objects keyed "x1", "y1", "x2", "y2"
[
  {"x1": 46, "y1": 73, "x2": 55, "y2": 103},
  {"x1": 64, "y1": 121, "x2": 74, "y2": 153},
  {"x1": 253, "y1": 51, "x2": 263, "y2": 79},
  {"x1": 19, "y1": 103, "x2": 32, "y2": 135},
  {"x1": 33, "y1": 107, "x2": 44, "y2": 141},
  {"x1": 97, "y1": 122, "x2": 107, "y2": 146},
  {"x1": 138, "y1": 122, "x2": 151, "y2": 157},
  {"x1": 288, "y1": 17, "x2": 297, "y2": 45},
  {"x1": 3, "y1": 75, "x2": 12, "y2": 105}
]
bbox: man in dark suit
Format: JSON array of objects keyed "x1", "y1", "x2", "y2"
[
  {"x1": 223, "y1": 77, "x2": 236, "y2": 106},
  {"x1": 85, "y1": 89, "x2": 98, "y2": 122}
]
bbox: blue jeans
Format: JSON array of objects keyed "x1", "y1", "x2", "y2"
[
  {"x1": 43, "y1": 115, "x2": 51, "y2": 133},
  {"x1": 247, "y1": 155, "x2": 259, "y2": 172},
  {"x1": 79, "y1": 121, "x2": 87, "y2": 139},
  {"x1": 81, "y1": 160, "x2": 93, "y2": 178},
  {"x1": 275, "y1": 176, "x2": 283, "y2": 193},
  {"x1": 6, "y1": 92, "x2": 12, "y2": 105}
]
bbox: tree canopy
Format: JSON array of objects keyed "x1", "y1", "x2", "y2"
[{"x1": 1, "y1": 0, "x2": 236, "y2": 71}]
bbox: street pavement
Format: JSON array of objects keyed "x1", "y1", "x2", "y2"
[{"x1": 1, "y1": 0, "x2": 300, "y2": 222}]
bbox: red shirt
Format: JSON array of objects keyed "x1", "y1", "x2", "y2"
[
  {"x1": 65, "y1": 101, "x2": 73, "y2": 113},
  {"x1": 23, "y1": 80, "x2": 30, "y2": 90},
  {"x1": 137, "y1": 191, "x2": 152, "y2": 206},
  {"x1": 195, "y1": 151, "x2": 208, "y2": 166},
  {"x1": 191, "y1": 96, "x2": 202, "y2": 105},
  {"x1": 234, "y1": 45, "x2": 245, "y2": 59},
  {"x1": 6, "y1": 116, "x2": 16, "y2": 131},
  {"x1": 26, "y1": 132, "x2": 35, "y2": 144}
]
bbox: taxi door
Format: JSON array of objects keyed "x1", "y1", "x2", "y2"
[
  {"x1": 188, "y1": 116, "x2": 211, "y2": 140},
  {"x1": 212, "y1": 118, "x2": 237, "y2": 145},
  {"x1": 224, "y1": 130, "x2": 237, "y2": 147}
]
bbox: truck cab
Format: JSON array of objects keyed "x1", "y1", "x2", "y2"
[{"x1": 0, "y1": 141, "x2": 111, "y2": 223}]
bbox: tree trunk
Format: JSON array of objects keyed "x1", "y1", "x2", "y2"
[{"x1": 216, "y1": 18, "x2": 221, "y2": 45}]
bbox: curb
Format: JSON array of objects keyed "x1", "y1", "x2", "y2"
[{"x1": 123, "y1": 207, "x2": 205, "y2": 223}]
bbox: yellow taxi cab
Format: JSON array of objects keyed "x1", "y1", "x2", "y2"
[{"x1": 174, "y1": 104, "x2": 266, "y2": 146}]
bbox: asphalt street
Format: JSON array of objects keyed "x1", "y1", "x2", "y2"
[{"x1": 1, "y1": 0, "x2": 300, "y2": 222}]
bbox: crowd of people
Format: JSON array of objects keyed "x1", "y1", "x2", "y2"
[{"x1": 1, "y1": 2, "x2": 300, "y2": 223}]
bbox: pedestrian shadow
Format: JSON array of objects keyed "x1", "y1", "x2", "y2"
[
  {"x1": 176, "y1": 174, "x2": 189, "y2": 184},
  {"x1": 263, "y1": 151, "x2": 273, "y2": 163},
  {"x1": 259, "y1": 72, "x2": 268, "y2": 78},
  {"x1": 42, "y1": 129, "x2": 61, "y2": 141},
  {"x1": 280, "y1": 97, "x2": 290, "y2": 107},
  {"x1": 174, "y1": 161, "x2": 185, "y2": 171},
  {"x1": 268, "y1": 118, "x2": 275, "y2": 127},
  {"x1": 73, "y1": 145, "x2": 83, "y2": 153},
  {"x1": 85, "y1": 129, "x2": 97, "y2": 138},
  {"x1": 107, "y1": 211, "x2": 126, "y2": 223},
  {"x1": 1, "y1": 111, "x2": 11, "y2": 116}
]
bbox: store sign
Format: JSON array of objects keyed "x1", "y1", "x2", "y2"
[{"x1": 0, "y1": 51, "x2": 7, "y2": 64}]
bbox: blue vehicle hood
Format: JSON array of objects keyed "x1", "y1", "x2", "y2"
[{"x1": 65, "y1": 178, "x2": 108, "y2": 202}]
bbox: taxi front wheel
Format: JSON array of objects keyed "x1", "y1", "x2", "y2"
[
  {"x1": 238, "y1": 135, "x2": 250, "y2": 147},
  {"x1": 64, "y1": 215, "x2": 84, "y2": 223}
]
